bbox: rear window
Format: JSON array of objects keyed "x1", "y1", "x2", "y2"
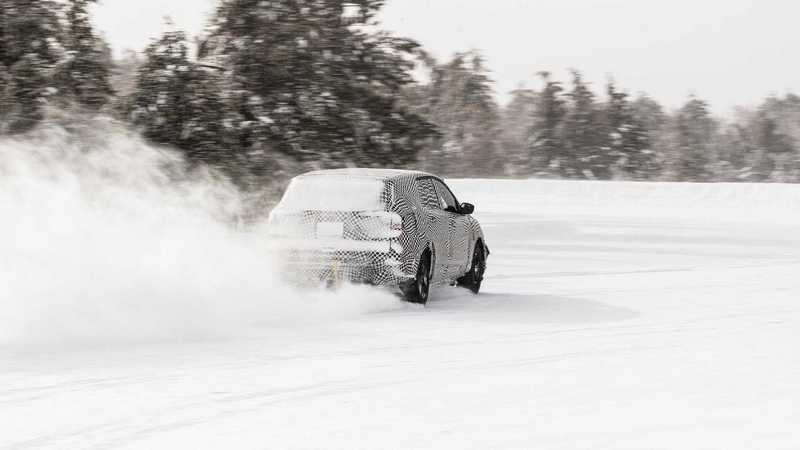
[
  {"x1": 278, "y1": 175, "x2": 387, "y2": 212},
  {"x1": 416, "y1": 178, "x2": 441, "y2": 210}
]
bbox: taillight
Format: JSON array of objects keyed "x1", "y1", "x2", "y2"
[
  {"x1": 266, "y1": 208, "x2": 306, "y2": 237},
  {"x1": 360, "y1": 211, "x2": 403, "y2": 239}
]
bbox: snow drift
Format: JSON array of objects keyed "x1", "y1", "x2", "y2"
[{"x1": 0, "y1": 118, "x2": 402, "y2": 348}]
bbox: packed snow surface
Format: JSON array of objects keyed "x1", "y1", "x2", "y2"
[{"x1": 2, "y1": 137, "x2": 800, "y2": 448}]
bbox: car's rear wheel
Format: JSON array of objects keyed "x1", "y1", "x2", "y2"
[
  {"x1": 404, "y1": 252, "x2": 431, "y2": 305},
  {"x1": 458, "y1": 243, "x2": 485, "y2": 294}
]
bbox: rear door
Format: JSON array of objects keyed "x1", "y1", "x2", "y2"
[
  {"x1": 415, "y1": 178, "x2": 450, "y2": 284},
  {"x1": 432, "y1": 179, "x2": 471, "y2": 279}
]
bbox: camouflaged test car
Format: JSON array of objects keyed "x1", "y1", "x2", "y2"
[{"x1": 267, "y1": 169, "x2": 489, "y2": 304}]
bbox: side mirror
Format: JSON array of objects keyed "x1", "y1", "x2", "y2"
[{"x1": 460, "y1": 203, "x2": 475, "y2": 215}]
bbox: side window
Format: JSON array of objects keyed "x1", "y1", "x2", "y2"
[
  {"x1": 416, "y1": 178, "x2": 440, "y2": 210},
  {"x1": 432, "y1": 179, "x2": 458, "y2": 212},
  {"x1": 382, "y1": 181, "x2": 395, "y2": 209}
]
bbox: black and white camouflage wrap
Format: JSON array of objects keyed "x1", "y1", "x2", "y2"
[{"x1": 268, "y1": 169, "x2": 489, "y2": 291}]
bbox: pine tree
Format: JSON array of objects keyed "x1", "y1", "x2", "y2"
[
  {"x1": 671, "y1": 96, "x2": 717, "y2": 181},
  {"x1": 562, "y1": 70, "x2": 602, "y2": 179},
  {"x1": 631, "y1": 94, "x2": 669, "y2": 179},
  {"x1": 631, "y1": 94, "x2": 667, "y2": 138},
  {"x1": 604, "y1": 81, "x2": 656, "y2": 180},
  {"x1": 0, "y1": 20, "x2": 8, "y2": 126},
  {"x1": 131, "y1": 30, "x2": 231, "y2": 168},
  {"x1": 0, "y1": 0, "x2": 64, "y2": 133},
  {"x1": 8, "y1": 54, "x2": 51, "y2": 133},
  {"x1": 529, "y1": 72, "x2": 565, "y2": 176},
  {"x1": 55, "y1": 0, "x2": 114, "y2": 110},
  {"x1": 200, "y1": 0, "x2": 436, "y2": 170},
  {"x1": 500, "y1": 86, "x2": 537, "y2": 177},
  {"x1": 421, "y1": 51, "x2": 501, "y2": 176},
  {"x1": 108, "y1": 49, "x2": 143, "y2": 118},
  {"x1": 712, "y1": 121, "x2": 752, "y2": 181},
  {"x1": 0, "y1": 64, "x2": 10, "y2": 131},
  {"x1": 0, "y1": 1, "x2": 62, "y2": 69},
  {"x1": 752, "y1": 97, "x2": 797, "y2": 180}
]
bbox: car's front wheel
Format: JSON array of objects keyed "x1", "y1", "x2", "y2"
[
  {"x1": 458, "y1": 243, "x2": 485, "y2": 294},
  {"x1": 404, "y1": 252, "x2": 431, "y2": 305}
]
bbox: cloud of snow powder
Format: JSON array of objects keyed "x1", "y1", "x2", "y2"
[{"x1": 0, "y1": 117, "x2": 402, "y2": 348}]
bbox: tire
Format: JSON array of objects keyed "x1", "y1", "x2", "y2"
[
  {"x1": 458, "y1": 243, "x2": 486, "y2": 294},
  {"x1": 404, "y1": 251, "x2": 432, "y2": 305}
]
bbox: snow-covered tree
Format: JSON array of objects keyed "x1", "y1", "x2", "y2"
[
  {"x1": 415, "y1": 50, "x2": 501, "y2": 176},
  {"x1": 500, "y1": 86, "x2": 537, "y2": 177},
  {"x1": 0, "y1": 0, "x2": 64, "y2": 133},
  {"x1": 604, "y1": 81, "x2": 656, "y2": 180},
  {"x1": 753, "y1": 97, "x2": 798, "y2": 181},
  {"x1": 200, "y1": 0, "x2": 436, "y2": 170},
  {"x1": 669, "y1": 96, "x2": 717, "y2": 181},
  {"x1": 54, "y1": 0, "x2": 113, "y2": 110},
  {"x1": 0, "y1": 63, "x2": 12, "y2": 133},
  {"x1": 131, "y1": 30, "x2": 231, "y2": 168},
  {"x1": 562, "y1": 70, "x2": 603, "y2": 179},
  {"x1": 108, "y1": 49, "x2": 143, "y2": 118},
  {"x1": 529, "y1": 71, "x2": 566, "y2": 176}
]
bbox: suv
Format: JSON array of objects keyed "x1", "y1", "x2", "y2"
[{"x1": 268, "y1": 169, "x2": 489, "y2": 304}]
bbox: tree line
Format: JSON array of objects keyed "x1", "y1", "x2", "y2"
[{"x1": 2, "y1": 0, "x2": 799, "y2": 187}]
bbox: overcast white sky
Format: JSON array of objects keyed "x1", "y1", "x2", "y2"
[{"x1": 92, "y1": 0, "x2": 799, "y2": 113}]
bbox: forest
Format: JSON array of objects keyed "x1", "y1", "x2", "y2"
[{"x1": 2, "y1": 0, "x2": 799, "y2": 189}]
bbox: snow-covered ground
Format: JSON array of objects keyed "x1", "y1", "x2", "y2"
[{"x1": 2, "y1": 178, "x2": 800, "y2": 449}]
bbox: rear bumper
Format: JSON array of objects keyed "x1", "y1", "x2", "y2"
[{"x1": 271, "y1": 239, "x2": 412, "y2": 287}]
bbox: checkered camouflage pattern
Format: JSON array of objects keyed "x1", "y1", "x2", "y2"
[{"x1": 268, "y1": 169, "x2": 488, "y2": 291}]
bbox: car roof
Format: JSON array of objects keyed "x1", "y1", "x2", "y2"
[{"x1": 296, "y1": 168, "x2": 435, "y2": 181}]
